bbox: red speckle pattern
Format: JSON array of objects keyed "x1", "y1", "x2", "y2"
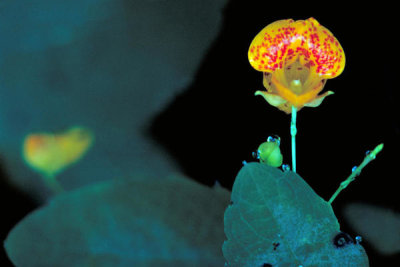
[{"x1": 248, "y1": 17, "x2": 345, "y2": 78}]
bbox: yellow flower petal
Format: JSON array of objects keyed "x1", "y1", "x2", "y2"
[
  {"x1": 255, "y1": 90, "x2": 291, "y2": 113},
  {"x1": 23, "y1": 127, "x2": 94, "y2": 178},
  {"x1": 248, "y1": 19, "x2": 298, "y2": 72},
  {"x1": 248, "y1": 17, "x2": 345, "y2": 78},
  {"x1": 299, "y1": 18, "x2": 345, "y2": 78},
  {"x1": 303, "y1": 91, "x2": 334, "y2": 108},
  {"x1": 249, "y1": 18, "x2": 345, "y2": 112}
]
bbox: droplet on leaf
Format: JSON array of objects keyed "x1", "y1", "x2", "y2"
[
  {"x1": 252, "y1": 151, "x2": 260, "y2": 160},
  {"x1": 333, "y1": 232, "x2": 354, "y2": 248},
  {"x1": 282, "y1": 164, "x2": 290, "y2": 172}
]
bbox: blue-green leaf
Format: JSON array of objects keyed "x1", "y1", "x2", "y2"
[
  {"x1": 223, "y1": 163, "x2": 369, "y2": 266},
  {"x1": 4, "y1": 174, "x2": 229, "y2": 266}
]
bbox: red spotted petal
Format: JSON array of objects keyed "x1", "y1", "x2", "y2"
[
  {"x1": 248, "y1": 19, "x2": 298, "y2": 72},
  {"x1": 300, "y1": 18, "x2": 345, "y2": 78},
  {"x1": 248, "y1": 18, "x2": 345, "y2": 78}
]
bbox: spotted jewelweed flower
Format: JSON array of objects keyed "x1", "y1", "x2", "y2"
[{"x1": 248, "y1": 17, "x2": 345, "y2": 113}]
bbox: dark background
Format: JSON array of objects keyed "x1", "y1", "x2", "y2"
[{"x1": 2, "y1": 0, "x2": 399, "y2": 266}]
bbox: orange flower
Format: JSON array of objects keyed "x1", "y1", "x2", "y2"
[
  {"x1": 248, "y1": 17, "x2": 345, "y2": 113},
  {"x1": 23, "y1": 127, "x2": 94, "y2": 178}
]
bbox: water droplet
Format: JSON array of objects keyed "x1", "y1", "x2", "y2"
[
  {"x1": 365, "y1": 149, "x2": 376, "y2": 159},
  {"x1": 267, "y1": 135, "x2": 281, "y2": 146},
  {"x1": 282, "y1": 164, "x2": 290, "y2": 172},
  {"x1": 213, "y1": 180, "x2": 222, "y2": 188},
  {"x1": 352, "y1": 166, "x2": 357, "y2": 172},
  {"x1": 242, "y1": 160, "x2": 248, "y2": 165},
  {"x1": 355, "y1": 236, "x2": 362, "y2": 244},
  {"x1": 333, "y1": 232, "x2": 353, "y2": 248},
  {"x1": 252, "y1": 151, "x2": 260, "y2": 159}
]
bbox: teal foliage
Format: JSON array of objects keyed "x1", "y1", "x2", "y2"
[
  {"x1": 4, "y1": 175, "x2": 230, "y2": 266},
  {"x1": 223, "y1": 163, "x2": 369, "y2": 266}
]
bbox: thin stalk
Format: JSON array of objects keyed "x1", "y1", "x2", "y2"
[
  {"x1": 328, "y1": 143, "x2": 384, "y2": 204},
  {"x1": 291, "y1": 106, "x2": 297, "y2": 172},
  {"x1": 43, "y1": 174, "x2": 64, "y2": 194}
]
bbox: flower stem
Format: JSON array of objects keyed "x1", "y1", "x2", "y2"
[
  {"x1": 43, "y1": 174, "x2": 64, "y2": 194},
  {"x1": 291, "y1": 106, "x2": 297, "y2": 172},
  {"x1": 328, "y1": 143, "x2": 384, "y2": 205}
]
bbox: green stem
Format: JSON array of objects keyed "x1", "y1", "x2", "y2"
[
  {"x1": 43, "y1": 174, "x2": 64, "y2": 194},
  {"x1": 291, "y1": 106, "x2": 297, "y2": 172},
  {"x1": 328, "y1": 143, "x2": 384, "y2": 204}
]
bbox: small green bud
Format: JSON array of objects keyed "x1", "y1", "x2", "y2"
[{"x1": 257, "y1": 140, "x2": 283, "y2": 167}]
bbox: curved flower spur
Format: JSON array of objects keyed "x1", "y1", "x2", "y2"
[{"x1": 248, "y1": 17, "x2": 345, "y2": 171}]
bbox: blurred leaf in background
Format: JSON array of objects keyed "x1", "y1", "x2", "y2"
[
  {"x1": 4, "y1": 173, "x2": 230, "y2": 266},
  {"x1": 344, "y1": 203, "x2": 400, "y2": 256}
]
